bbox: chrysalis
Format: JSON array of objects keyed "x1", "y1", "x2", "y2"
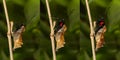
[
  {"x1": 94, "y1": 18, "x2": 106, "y2": 51},
  {"x1": 54, "y1": 19, "x2": 67, "y2": 51},
  {"x1": 13, "y1": 25, "x2": 25, "y2": 50}
]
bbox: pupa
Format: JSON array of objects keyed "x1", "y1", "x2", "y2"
[{"x1": 54, "y1": 19, "x2": 67, "y2": 51}]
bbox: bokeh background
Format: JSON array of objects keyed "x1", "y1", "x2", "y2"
[
  {"x1": 41, "y1": 0, "x2": 80, "y2": 60},
  {"x1": 81, "y1": 0, "x2": 120, "y2": 60},
  {"x1": 0, "y1": 0, "x2": 120, "y2": 60},
  {"x1": 0, "y1": 0, "x2": 80, "y2": 60}
]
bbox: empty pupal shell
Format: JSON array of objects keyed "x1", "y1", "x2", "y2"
[
  {"x1": 95, "y1": 25, "x2": 106, "y2": 51},
  {"x1": 13, "y1": 26, "x2": 25, "y2": 50},
  {"x1": 55, "y1": 25, "x2": 67, "y2": 51}
]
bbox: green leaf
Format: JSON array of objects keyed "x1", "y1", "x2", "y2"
[
  {"x1": 116, "y1": 51, "x2": 120, "y2": 60},
  {"x1": 1, "y1": 51, "x2": 9, "y2": 60},
  {"x1": 78, "y1": 51, "x2": 91, "y2": 60},
  {"x1": 54, "y1": 0, "x2": 69, "y2": 7},
  {"x1": 24, "y1": 0, "x2": 40, "y2": 31},
  {"x1": 33, "y1": 49, "x2": 50, "y2": 60},
  {"x1": 0, "y1": 21, "x2": 7, "y2": 32},
  {"x1": 94, "y1": 0, "x2": 112, "y2": 7},
  {"x1": 107, "y1": 0, "x2": 120, "y2": 32},
  {"x1": 67, "y1": 0, "x2": 80, "y2": 32},
  {"x1": 12, "y1": 0, "x2": 25, "y2": 6},
  {"x1": 14, "y1": 53, "x2": 23, "y2": 60}
]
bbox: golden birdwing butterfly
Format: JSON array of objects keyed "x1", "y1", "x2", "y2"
[
  {"x1": 95, "y1": 26, "x2": 106, "y2": 51},
  {"x1": 13, "y1": 26, "x2": 25, "y2": 50},
  {"x1": 55, "y1": 25, "x2": 67, "y2": 51}
]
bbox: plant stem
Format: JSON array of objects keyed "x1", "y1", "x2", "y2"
[
  {"x1": 3, "y1": 0, "x2": 14, "y2": 60},
  {"x1": 85, "y1": 0, "x2": 96, "y2": 60},
  {"x1": 45, "y1": 0, "x2": 56, "y2": 60}
]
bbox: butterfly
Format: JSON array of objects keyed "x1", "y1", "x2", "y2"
[
  {"x1": 13, "y1": 25, "x2": 25, "y2": 50},
  {"x1": 94, "y1": 18, "x2": 107, "y2": 51},
  {"x1": 54, "y1": 19, "x2": 67, "y2": 51}
]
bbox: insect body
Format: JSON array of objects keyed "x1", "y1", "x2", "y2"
[
  {"x1": 94, "y1": 18, "x2": 106, "y2": 51},
  {"x1": 54, "y1": 20, "x2": 67, "y2": 51},
  {"x1": 13, "y1": 26, "x2": 25, "y2": 50}
]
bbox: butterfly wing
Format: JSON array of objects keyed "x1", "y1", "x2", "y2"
[
  {"x1": 13, "y1": 26, "x2": 25, "y2": 50},
  {"x1": 95, "y1": 26, "x2": 106, "y2": 51},
  {"x1": 55, "y1": 25, "x2": 67, "y2": 51}
]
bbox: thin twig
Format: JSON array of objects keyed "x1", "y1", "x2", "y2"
[
  {"x1": 45, "y1": 0, "x2": 56, "y2": 60},
  {"x1": 3, "y1": 0, "x2": 14, "y2": 60},
  {"x1": 85, "y1": 0, "x2": 96, "y2": 60},
  {"x1": 10, "y1": 21, "x2": 13, "y2": 35}
]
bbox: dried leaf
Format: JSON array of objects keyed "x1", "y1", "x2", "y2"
[
  {"x1": 95, "y1": 26, "x2": 106, "y2": 51},
  {"x1": 55, "y1": 25, "x2": 67, "y2": 51},
  {"x1": 13, "y1": 26, "x2": 25, "y2": 50}
]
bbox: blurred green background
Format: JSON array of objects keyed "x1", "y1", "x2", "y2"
[
  {"x1": 0, "y1": 0, "x2": 80, "y2": 60},
  {"x1": 81, "y1": 0, "x2": 120, "y2": 60},
  {"x1": 0, "y1": 0, "x2": 120, "y2": 60}
]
